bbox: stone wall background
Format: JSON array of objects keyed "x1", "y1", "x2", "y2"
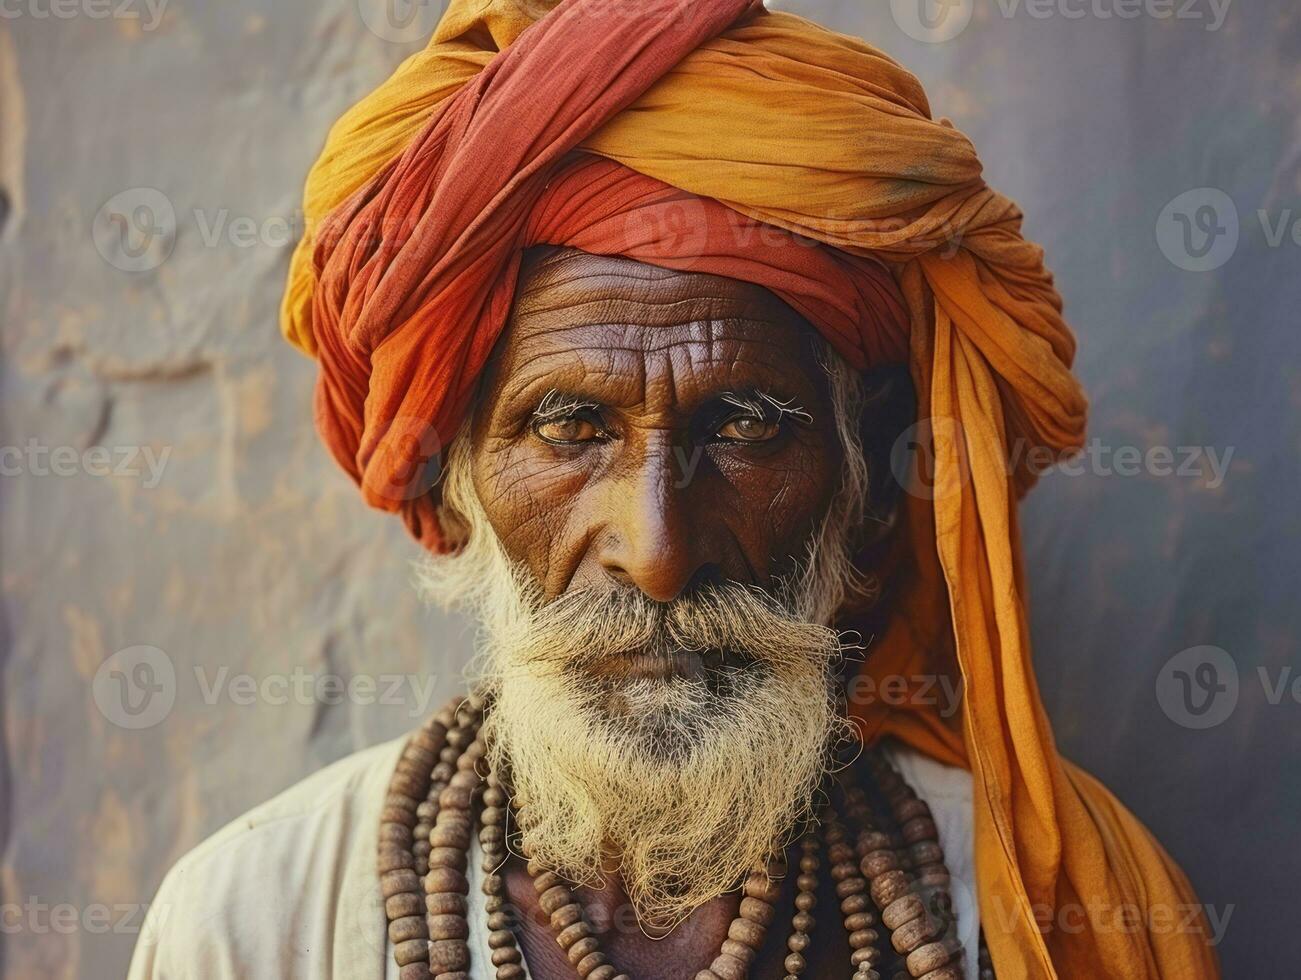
[{"x1": 1, "y1": 0, "x2": 1297, "y2": 976}]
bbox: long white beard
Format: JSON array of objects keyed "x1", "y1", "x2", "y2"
[{"x1": 415, "y1": 359, "x2": 866, "y2": 928}]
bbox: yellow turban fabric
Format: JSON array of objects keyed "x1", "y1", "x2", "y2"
[{"x1": 281, "y1": 2, "x2": 1219, "y2": 976}]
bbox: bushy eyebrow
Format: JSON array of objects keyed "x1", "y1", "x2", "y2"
[
  {"x1": 719, "y1": 389, "x2": 814, "y2": 426},
  {"x1": 531, "y1": 388, "x2": 604, "y2": 422}
]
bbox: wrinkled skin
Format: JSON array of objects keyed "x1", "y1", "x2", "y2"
[{"x1": 466, "y1": 247, "x2": 866, "y2": 977}]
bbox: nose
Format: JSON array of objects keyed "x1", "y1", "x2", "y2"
[{"x1": 596, "y1": 438, "x2": 713, "y2": 602}]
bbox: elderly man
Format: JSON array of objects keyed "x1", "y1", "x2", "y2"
[{"x1": 129, "y1": 1, "x2": 1219, "y2": 978}]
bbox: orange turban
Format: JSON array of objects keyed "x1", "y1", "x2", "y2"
[{"x1": 281, "y1": 1, "x2": 1219, "y2": 976}]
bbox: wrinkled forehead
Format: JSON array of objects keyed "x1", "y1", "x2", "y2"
[{"x1": 490, "y1": 246, "x2": 831, "y2": 394}]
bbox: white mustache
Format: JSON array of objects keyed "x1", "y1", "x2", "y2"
[{"x1": 514, "y1": 580, "x2": 845, "y2": 675}]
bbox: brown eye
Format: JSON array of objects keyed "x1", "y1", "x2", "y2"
[
  {"x1": 717, "y1": 416, "x2": 780, "y2": 442},
  {"x1": 535, "y1": 417, "x2": 601, "y2": 443}
]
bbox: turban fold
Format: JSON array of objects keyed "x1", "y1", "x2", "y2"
[{"x1": 282, "y1": 1, "x2": 1219, "y2": 976}]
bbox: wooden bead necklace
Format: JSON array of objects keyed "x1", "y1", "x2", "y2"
[{"x1": 379, "y1": 695, "x2": 995, "y2": 980}]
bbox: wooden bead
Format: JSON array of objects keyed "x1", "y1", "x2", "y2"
[
  {"x1": 532, "y1": 870, "x2": 565, "y2": 893},
  {"x1": 905, "y1": 939, "x2": 959, "y2": 976},
  {"x1": 381, "y1": 823, "x2": 416, "y2": 847},
  {"x1": 719, "y1": 939, "x2": 756, "y2": 965},
  {"x1": 900, "y1": 817, "x2": 937, "y2": 845},
  {"x1": 566, "y1": 936, "x2": 601, "y2": 963},
  {"x1": 792, "y1": 912, "x2": 815, "y2": 933},
  {"x1": 538, "y1": 884, "x2": 573, "y2": 915},
  {"x1": 694, "y1": 972, "x2": 722, "y2": 980},
  {"x1": 917, "y1": 967, "x2": 963, "y2": 980},
  {"x1": 439, "y1": 784, "x2": 474, "y2": 810},
  {"x1": 891, "y1": 912, "x2": 938, "y2": 953},
  {"x1": 551, "y1": 903, "x2": 584, "y2": 930},
  {"x1": 423, "y1": 868, "x2": 468, "y2": 895},
  {"x1": 742, "y1": 871, "x2": 782, "y2": 903},
  {"x1": 393, "y1": 938, "x2": 430, "y2": 967},
  {"x1": 840, "y1": 893, "x2": 870, "y2": 915},
  {"x1": 428, "y1": 913, "x2": 469, "y2": 941},
  {"x1": 858, "y1": 831, "x2": 893, "y2": 853},
  {"x1": 836, "y1": 876, "x2": 869, "y2": 899},
  {"x1": 586, "y1": 967, "x2": 618, "y2": 980},
  {"x1": 398, "y1": 963, "x2": 431, "y2": 980},
  {"x1": 496, "y1": 965, "x2": 526, "y2": 980},
  {"x1": 556, "y1": 921, "x2": 591, "y2": 948},
  {"x1": 895, "y1": 798, "x2": 930, "y2": 822},
  {"x1": 910, "y1": 842, "x2": 943, "y2": 866},
  {"x1": 727, "y1": 917, "x2": 766, "y2": 949},
  {"x1": 783, "y1": 952, "x2": 806, "y2": 975},
  {"x1": 490, "y1": 945, "x2": 522, "y2": 967},
  {"x1": 869, "y1": 870, "x2": 910, "y2": 907},
  {"x1": 425, "y1": 893, "x2": 467, "y2": 918},
  {"x1": 788, "y1": 931, "x2": 810, "y2": 953},
  {"x1": 846, "y1": 911, "x2": 877, "y2": 931},
  {"x1": 575, "y1": 950, "x2": 608, "y2": 976},
  {"x1": 850, "y1": 945, "x2": 881, "y2": 967},
  {"x1": 882, "y1": 893, "x2": 926, "y2": 930},
  {"x1": 387, "y1": 892, "x2": 424, "y2": 919},
  {"x1": 427, "y1": 846, "x2": 467, "y2": 872},
  {"x1": 428, "y1": 939, "x2": 470, "y2": 972},
  {"x1": 739, "y1": 896, "x2": 775, "y2": 925},
  {"x1": 709, "y1": 953, "x2": 749, "y2": 980},
  {"x1": 487, "y1": 928, "x2": 516, "y2": 949},
  {"x1": 849, "y1": 928, "x2": 881, "y2": 950},
  {"x1": 860, "y1": 850, "x2": 900, "y2": 878},
  {"x1": 795, "y1": 891, "x2": 817, "y2": 912},
  {"x1": 388, "y1": 915, "x2": 427, "y2": 944},
  {"x1": 379, "y1": 845, "x2": 417, "y2": 874},
  {"x1": 382, "y1": 869, "x2": 421, "y2": 899},
  {"x1": 430, "y1": 823, "x2": 471, "y2": 849}
]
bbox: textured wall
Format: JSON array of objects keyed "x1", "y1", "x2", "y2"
[{"x1": 1, "y1": 1, "x2": 1297, "y2": 977}]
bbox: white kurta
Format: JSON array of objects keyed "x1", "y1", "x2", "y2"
[{"x1": 127, "y1": 736, "x2": 978, "y2": 979}]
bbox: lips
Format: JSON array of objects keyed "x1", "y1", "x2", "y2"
[{"x1": 588, "y1": 647, "x2": 750, "y2": 681}]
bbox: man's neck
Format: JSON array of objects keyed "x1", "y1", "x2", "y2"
[{"x1": 500, "y1": 838, "x2": 857, "y2": 979}]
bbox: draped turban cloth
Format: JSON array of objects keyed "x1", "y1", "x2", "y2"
[{"x1": 280, "y1": 1, "x2": 1218, "y2": 976}]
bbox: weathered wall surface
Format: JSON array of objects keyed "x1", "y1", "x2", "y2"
[{"x1": 1, "y1": 1, "x2": 1296, "y2": 976}]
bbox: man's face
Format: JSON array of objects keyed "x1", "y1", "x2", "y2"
[
  {"x1": 468, "y1": 246, "x2": 846, "y2": 606},
  {"x1": 422, "y1": 247, "x2": 862, "y2": 927}
]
